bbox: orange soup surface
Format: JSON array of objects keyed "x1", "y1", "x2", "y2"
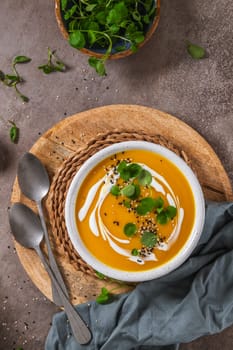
[{"x1": 75, "y1": 149, "x2": 195, "y2": 272}]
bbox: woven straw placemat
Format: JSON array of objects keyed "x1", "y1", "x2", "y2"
[{"x1": 47, "y1": 130, "x2": 192, "y2": 279}]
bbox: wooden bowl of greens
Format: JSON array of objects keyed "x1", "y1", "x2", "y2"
[{"x1": 55, "y1": 0, "x2": 160, "y2": 75}]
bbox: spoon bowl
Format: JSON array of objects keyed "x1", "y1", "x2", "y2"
[
  {"x1": 9, "y1": 202, "x2": 43, "y2": 248},
  {"x1": 18, "y1": 152, "x2": 50, "y2": 201},
  {"x1": 9, "y1": 202, "x2": 92, "y2": 344}
]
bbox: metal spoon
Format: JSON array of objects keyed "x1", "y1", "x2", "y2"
[
  {"x1": 17, "y1": 152, "x2": 68, "y2": 305},
  {"x1": 9, "y1": 203, "x2": 92, "y2": 345}
]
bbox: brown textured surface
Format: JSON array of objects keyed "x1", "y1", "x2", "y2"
[{"x1": 11, "y1": 105, "x2": 233, "y2": 306}]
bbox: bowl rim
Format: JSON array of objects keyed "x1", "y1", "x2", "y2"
[
  {"x1": 65, "y1": 141, "x2": 205, "y2": 282},
  {"x1": 55, "y1": 0, "x2": 161, "y2": 60}
]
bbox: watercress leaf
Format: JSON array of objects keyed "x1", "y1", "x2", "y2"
[
  {"x1": 186, "y1": 41, "x2": 206, "y2": 59},
  {"x1": 127, "y1": 163, "x2": 142, "y2": 178},
  {"x1": 64, "y1": 5, "x2": 78, "y2": 20},
  {"x1": 19, "y1": 94, "x2": 29, "y2": 103},
  {"x1": 121, "y1": 184, "x2": 135, "y2": 198},
  {"x1": 69, "y1": 30, "x2": 86, "y2": 49},
  {"x1": 88, "y1": 57, "x2": 99, "y2": 68},
  {"x1": 96, "y1": 11, "x2": 107, "y2": 25},
  {"x1": 5, "y1": 74, "x2": 20, "y2": 82},
  {"x1": 61, "y1": 0, "x2": 68, "y2": 11},
  {"x1": 124, "y1": 223, "x2": 137, "y2": 237},
  {"x1": 96, "y1": 287, "x2": 111, "y2": 304},
  {"x1": 137, "y1": 169, "x2": 152, "y2": 186},
  {"x1": 166, "y1": 205, "x2": 177, "y2": 219},
  {"x1": 157, "y1": 211, "x2": 169, "y2": 225},
  {"x1": 128, "y1": 184, "x2": 140, "y2": 199},
  {"x1": 123, "y1": 200, "x2": 131, "y2": 208},
  {"x1": 101, "y1": 287, "x2": 109, "y2": 296},
  {"x1": 136, "y1": 197, "x2": 156, "y2": 215},
  {"x1": 110, "y1": 185, "x2": 121, "y2": 196},
  {"x1": 132, "y1": 11, "x2": 141, "y2": 22},
  {"x1": 95, "y1": 271, "x2": 106, "y2": 279},
  {"x1": 154, "y1": 196, "x2": 164, "y2": 208},
  {"x1": 117, "y1": 160, "x2": 127, "y2": 173},
  {"x1": 38, "y1": 64, "x2": 54, "y2": 74},
  {"x1": 95, "y1": 59, "x2": 106, "y2": 76},
  {"x1": 54, "y1": 60, "x2": 66, "y2": 71},
  {"x1": 88, "y1": 22, "x2": 100, "y2": 31},
  {"x1": 120, "y1": 20, "x2": 129, "y2": 28},
  {"x1": 9, "y1": 121, "x2": 19, "y2": 143},
  {"x1": 132, "y1": 32, "x2": 145, "y2": 44},
  {"x1": 130, "y1": 43, "x2": 138, "y2": 53},
  {"x1": 141, "y1": 231, "x2": 157, "y2": 248},
  {"x1": 143, "y1": 15, "x2": 150, "y2": 24},
  {"x1": 107, "y1": 9, "x2": 119, "y2": 24},
  {"x1": 88, "y1": 30, "x2": 97, "y2": 46},
  {"x1": 131, "y1": 248, "x2": 139, "y2": 256},
  {"x1": 119, "y1": 168, "x2": 131, "y2": 181},
  {"x1": 109, "y1": 24, "x2": 120, "y2": 34},
  {"x1": 5, "y1": 75, "x2": 21, "y2": 86},
  {"x1": 125, "y1": 23, "x2": 137, "y2": 35},
  {"x1": 0, "y1": 70, "x2": 5, "y2": 81},
  {"x1": 86, "y1": 4, "x2": 97, "y2": 12},
  {"x1": 13, "y1": 56, "x2": 31, "y2": 64},
  {"x1": 114, "y1": 2, "x2": 128, "y2": 20},
  {"x1": 115, "y1": 44, "x2": 127, "y2": 52},
  {"x1": 88, "y1": 57, "x2": 106, "y2": 76}
]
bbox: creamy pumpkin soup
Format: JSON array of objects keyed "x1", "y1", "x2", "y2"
[{"x1": 75, "y1": 149, "x2": 195, "y2": 272}]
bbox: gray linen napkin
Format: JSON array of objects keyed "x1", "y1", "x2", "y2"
[{"x1": 45, "y1": 201, "x2": 233, "y2": 350}]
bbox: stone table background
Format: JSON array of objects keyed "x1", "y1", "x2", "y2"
[{"x1": 0, "y1": 0, "x2": 232, "y2": 349}]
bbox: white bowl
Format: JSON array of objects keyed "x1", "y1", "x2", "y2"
[{"x1": 65, "y1": 141, "x2": 205, "y2": 282}]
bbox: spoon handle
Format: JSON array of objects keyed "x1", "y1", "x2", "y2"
[
  {"x1": 37, "y1": 200, "x2": 69, "y2": 305},
  {"x1": 35, "y1": 245, "x2": 92, "y2": 345}
]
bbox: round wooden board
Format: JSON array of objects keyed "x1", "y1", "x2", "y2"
[{"x1": 11, "y1": 105, "x2": 233, "y2": 305}]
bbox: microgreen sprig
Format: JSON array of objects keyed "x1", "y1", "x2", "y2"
[
  {"x1": 38, "y1": 48, "x2": 66, "y2": 74},
  {"x1": 0, "y1": 55, "x2": 31, "y2": 102}
]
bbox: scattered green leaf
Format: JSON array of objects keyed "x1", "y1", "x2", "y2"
[
  {"x1": 186, "y1": 41, "x2": 206, "y2": 59},
  {"x1": 38, "y1": 47, "x2": 66, "y2": 74},
  {"x1": 9, "y1": 121, "x2": 19, "y2": 143},
  {"x1": 95, "y1": 271, "x2": 106, "y2": 280},
  {"x1": 88, "y1": 57, "x2": 106, "y2": 76},
  {"x1": 123, "y1": 223, "x2": 137, "y2": 237},
  {"x1": 96, "y1": 287, "x2": 111, "y2": 304},
  {"x1": 141, "y1": 231, "x2": 157, "y2": 248},
  {"x1": 13, "y1": 56, "x2": 31, "y2": 65},
  {"x1": 0, "y1": 55, "x2": 31, "y2": 102}
]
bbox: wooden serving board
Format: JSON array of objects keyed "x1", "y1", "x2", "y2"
[{"x1": 11, "y1": 105, "x2": 233, "y2": 305}]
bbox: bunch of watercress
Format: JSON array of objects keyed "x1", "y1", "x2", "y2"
[{"x1": 61, "y1": 0, "x2": 157, "y2": 75}]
